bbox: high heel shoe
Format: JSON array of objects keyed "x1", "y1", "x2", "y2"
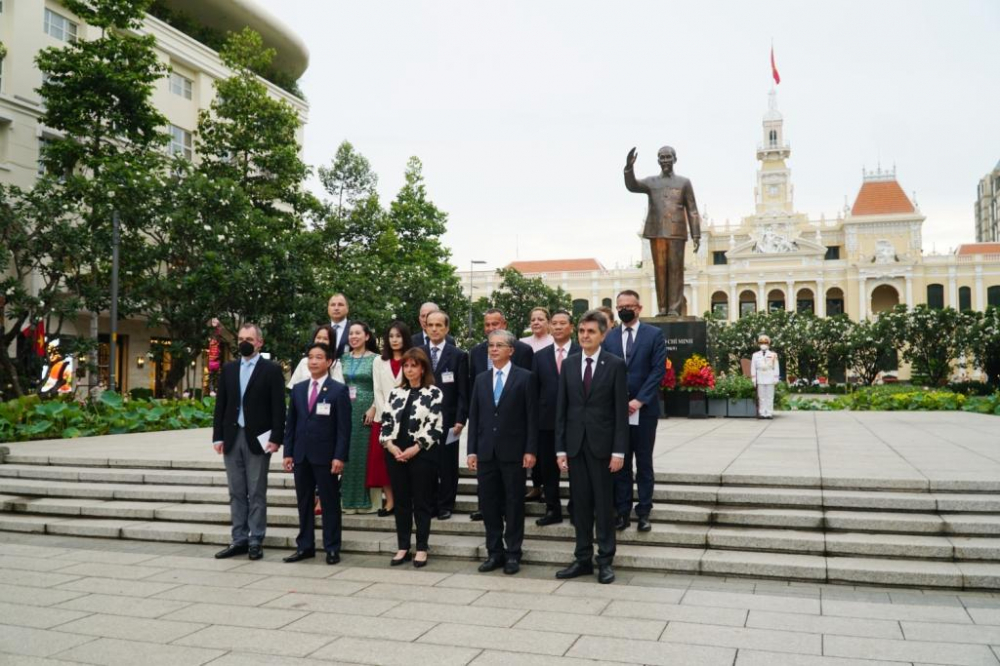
[
  {"x1": 390, "y1": 552, "x2": 412, "y2": 567},
  {"x1": 413, "y1": 551, "x2": 429, "y2": 568},
  {"x1": 377, "y1": 506, "x2": 395, "y2": 517}
]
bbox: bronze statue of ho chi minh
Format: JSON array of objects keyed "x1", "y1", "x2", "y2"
[{"x1": 624, "y1": 146, "x2": 701, "y2": 317}]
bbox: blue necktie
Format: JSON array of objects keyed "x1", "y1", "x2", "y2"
[
  {"x1": 238, "y1": 359, "x2": 253, "y2": 427},
  {"x1": 431, "y1": 346, "x2": 439, "y2": 371},
  {"x1": 625, "y1": 327, "x2": 634, "y2": 362},
  {"x1": 493, "y1": 370, "x2": 504, "y2": 405}
]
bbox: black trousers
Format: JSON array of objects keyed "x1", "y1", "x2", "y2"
[
  {"x1": 386, "y1": 448, "x2": 436, "y2": 551},
  {"x1": 293, "y1": 460, "x2": 341, "y2": 554},
  {"x1": 537, "y1": 429, "x2": 562, "y2": 517},
  {"x1": 568, "y1": 442, "x2": 616, "y2": 566},
  {"x1": 434, "y1": 435, "x2": 460, "y2": 512},
  {"x1": 477, "y1": 458, "x2": 526, "y2": 560},
  {"x1": 613, "y1": 413, "x2": 658, "y2": 517}
]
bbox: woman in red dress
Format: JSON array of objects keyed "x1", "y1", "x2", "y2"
[{"x1": 368, "y1": 321, "x2": 414, "y2": 516}]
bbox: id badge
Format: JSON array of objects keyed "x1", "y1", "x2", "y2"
[
  {"x1": 349, "y1": 385, "x2": 358, "y2": 401},
  {"x1": 316, "y1": 402, "x2": 331, "y2": 416},
  {"x1": 442, "y1": 371, "x2": 455, "y2": 384}
]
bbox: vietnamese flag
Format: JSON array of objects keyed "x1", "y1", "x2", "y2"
[
  {"x1": 771, "y1": 46, "x2": 781, "y2": 85},
  {"x1": 34, "y1": 320, "x2": 46, "y2": 357}
]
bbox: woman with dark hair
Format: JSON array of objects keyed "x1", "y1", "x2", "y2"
[
  {"x1": 287, "y1": 325, "x2": 344, "y2": 388},
  {"x1": 380, "y1": 348, "x2": 443, "y2": 568},
  {"x1": 368, "y1": 321, "x2": 414, "y2": 516},
  {"x1": 340, "y1": 321, "x2": 380, "y2": 513}
]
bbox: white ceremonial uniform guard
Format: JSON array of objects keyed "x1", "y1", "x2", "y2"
[{"x1": 750, "y1": 334, "x2": 779, "y2": 419}]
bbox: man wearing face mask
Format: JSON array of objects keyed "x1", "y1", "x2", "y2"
[
  {"x1": 602, "y1": 290, "x2": 667, "y2": 533},
  {"x1": 751, "y1": 335, "x2": 780, "y2": 419},
  {"x1": 212, "y1": 323, "x2": 287, "y2": 561}
]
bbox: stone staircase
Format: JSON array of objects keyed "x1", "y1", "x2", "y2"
[{"x1": 2, "y1": 452, "x2": 1000, "y2": 590}]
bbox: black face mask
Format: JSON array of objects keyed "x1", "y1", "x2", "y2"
[
  {"x1": 238, "y1": 341, "x2": 255, "y2": 357},
  {"x1": 617, "y1": 308, "x2": 636, "y2": 324}
]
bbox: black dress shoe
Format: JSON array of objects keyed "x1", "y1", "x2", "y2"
[
  {"x1": 525, "y1": 488, "x2": 542, "y2": 502},
  {"x1": 535, "y1": 512, "x2": 563, "y2": 527},
  {"x1": 555, "y1": 561, "x2": 594, "y2": 579},
  {"x1": 637, "y1": 516, "x2": 652, "y2": 532},
  {"x1": 215, "y1": 543, "x2": 248, "y2": 559},
  {"x1": 248, "y1": 545, "x2": 263, "y2": 560},
  {"x1": 598, "y1": 564, "x2": 615, "y2": 584},
  {"x1": 282, "y1": 549, "x2": 316, "y2": 563},
  {"x1": 615, "y1": 514, "x2": 631, "y2": 531},
  {"x1": 503, "y1": 560, "x2": 520, "y2": 575},
  {"x1": 478, "y1": 556, "x2": 505, "y2": 573},
  {"x1": 437, "y1": 510, "x2": 452, "y2": 520},
  {"x1": 469, "y1": 511, "x2": 483, "y2": 521},
  {"x1": 326, "y1": 551, "x2": 340, "y2": 565},
  {"x1": 413, "y1": 553, "x2": 429, "y2": 568},
  {"x1": 377, "y1": 507, "x2": 395, "y2": 517},
  {"x1": 390, "y1": 552, "x2": 412, "y2": 566}
]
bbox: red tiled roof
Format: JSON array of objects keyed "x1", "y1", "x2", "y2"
[
  {"x1": 957, "y1": 243, "x2": 1000, "y2": 256},
  {"x1": 506, "y1": 258, "x2": 604, "y2": 273},
  {"x1": 851, "y1": 180, "x2": 916, "y2": 216}
]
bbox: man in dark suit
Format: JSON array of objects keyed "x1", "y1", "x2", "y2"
[
  {"x1": 602, "y1": 290, "x2": 667, "y2": 533},
  {"x1": 467, "y1": 330, "x2": 538, "y2": 575},
  {"x1": 555, "y1": 310, "x2": 628, "y2": 584},
  {"x1": 532, "y1": 310, "x2": 580, "y2": 526},
  {"x1": 420, "y1": 310, "x2": 469, "y2": 520},
  {"x1": 212, "y1": 323, "x2": 286, "y2": 561},
  {"x1": 281, "y1": 343, "x2": 352, "y2": 565},
  {"x1": 412, "y1": 302, "x2": 454, "y2": 348},
  {"x1": 327, "y1": 293, "x2": 351, "y2": 359}
]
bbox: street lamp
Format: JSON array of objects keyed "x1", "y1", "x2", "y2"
[{"x1": 468, "y1": 260, "x2": 486, "y2": 332}]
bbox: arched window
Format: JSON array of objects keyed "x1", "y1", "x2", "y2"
[
  {"x1": 926, "y1": 284, "x2": 944, "y2": 310},
  {"x1": 871, "y1": 285, "x2": 900, "y2": 314},
  {"x1": 959, "y1": 286, "x2": 972, "y2": 312},
  {"x1": 988, "y1": 285, "x2": 1000, "y2": 308},
  {"x1": 767, "y1": 289, "x2": 785, "y2": 312},
  {"x1": 826, "y1": 287, "x2": 845, "y2": 316},
  {"x1": 796, "y1": 288, "x2": 815, "y2": 314},
  {"x1": 769, "y1": 130, "x2": 777, "y2": 147},
  {"x1": 601, "y1": 297, "x2": 612, "y2": 308},
  {"x1": 572, "y1": 298, "x2": 589, "y2": 316},
  {"x1": 739, "y1": 290, "x2": 756, "y2": 318},
  {"x1": 711, "y1": 291, "x2": 728, "y2": 318}
]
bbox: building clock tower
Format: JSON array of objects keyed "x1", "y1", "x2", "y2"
[{"x1": 755, "y1": 90, "x2": 794, "y2": 215}]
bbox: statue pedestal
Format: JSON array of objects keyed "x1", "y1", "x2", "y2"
[{"x1": 642, "y1": 316, "x2": 708, "y2": 370}]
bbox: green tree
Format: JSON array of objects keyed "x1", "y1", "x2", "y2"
[
  {"x1": 484, "y1": 268, "x2": 573, "y2": 339},
  {"x1": 959, "y1": 307, "x2": 1000, "y2": 389},
  {"x1": 896, "y1": 304, "x2": 963, "y2": 387},
  {"x1": 835, "y1": 313, "x2": 902, "y2": 385},
  {"x1": 34, "y1": 0, "x2": 168, "y2": 389}
]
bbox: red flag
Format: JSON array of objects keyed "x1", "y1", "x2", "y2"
[
  {"x1": 771, "y1": 46, "x2": 781, "y2": 85},
  {"x1": 34, "y1": 320, "x2": 46, "y2": 357}
]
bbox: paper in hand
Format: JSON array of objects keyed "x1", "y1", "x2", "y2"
[{"x1": 257, "y1": 430, "x2": 272, "y2": 453}]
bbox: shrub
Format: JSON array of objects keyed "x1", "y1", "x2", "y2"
[{"x1": 706, "y1": 374, "x2": 755, "y2": 400}]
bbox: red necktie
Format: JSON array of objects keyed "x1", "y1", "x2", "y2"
[
  {"x1": 583, "y1": 357, "x2": 593, "y2": 396},
  {"x1": 556, "y1": 347, "x2": 564, "y2": 373},
  {"x1": 308, "y1": 380, "x2": 319, "y2": 412}
]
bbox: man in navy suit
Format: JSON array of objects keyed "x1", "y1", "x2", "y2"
[
  {"x1": 327, "y1": 293, "x2": 351, "y2": 359},
  {"x1": 420, "y1": 310, "x2": 469, "y2": 520},
  {"x1": 467, "y1": 330, "x2": 537, "y2": 575},
  {"x1": 411, "y1": 302, "x2": 454, "y2": 348},
  {"x1": 282, "y1": 343, "x2": 352, "y2": 565},
  {"x1": 555, "y1": 310, "x2": 628, "y2": 584},
  {"x1": 602, "y1": 290, "x2": 666, "y2": 533},
  {"x1": 531, "y1": 310, "x2": 579, "y2": 526}
]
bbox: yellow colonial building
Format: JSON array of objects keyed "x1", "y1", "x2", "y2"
[
  {"x1": 461, "y1": 91, "x2": 1000, "y2": 325},
  {"x1": 1, "y1": 0, "x2": 309, "y2": 395}
]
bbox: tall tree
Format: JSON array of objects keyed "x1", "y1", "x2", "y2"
[
  {"x1": 897, "y1": 304, "x2": 963, "y2": 387},
  {"x1": 485, "y1": 267, "x2": 573, "y2": 339}
]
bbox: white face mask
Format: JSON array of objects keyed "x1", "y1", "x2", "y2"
[{"x1": 760, "y1": 344, "x2": 769, "y2": 351}]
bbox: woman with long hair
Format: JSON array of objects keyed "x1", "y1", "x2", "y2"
[
  {"x1": 368, "y1": 321, "x2": 414, "y2": 516},
  {"x1": 340, "y1": 321, "x2": 380, "y2": 513}
]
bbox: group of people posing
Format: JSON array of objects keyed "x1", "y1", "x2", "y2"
[{"x1": 211, "y1": 290, "x2": 672, "y2": 585}]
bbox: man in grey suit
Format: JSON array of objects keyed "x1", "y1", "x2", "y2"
[{"x1": 555, "y1": 310, "x2": 629, "y2": 584}]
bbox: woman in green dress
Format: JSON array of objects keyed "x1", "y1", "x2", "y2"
[{"x1": 341, "y1": 321, "x2": 380, "y2": 514}]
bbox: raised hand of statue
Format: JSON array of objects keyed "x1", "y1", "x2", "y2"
[
  {"x1": 625, "y1": 147, "x2": 638, "y2": 170},
  {"x1": 693, "y1": 239, "x2": 701, "y2": 253}
]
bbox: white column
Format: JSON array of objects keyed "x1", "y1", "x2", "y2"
[
  {"x1": 905, "y1": 276, "x2": 914, "y2": 308},
  {"x1": 816, "y1": 279, "x2": 826, "y2": 317},
  {"x1": 948, "y1": 268, "x2": 958, "y2": 309},
  {"x1": 729, "y1": 283, "x2": 738, "y2": 322},
  {"x1": 757, "y1": 281, "x2": 766, "y2": 314},
  {"x1": 786, "y1": 280, "x2": 795, "y2": 312},
  {"x1": 858, "y1": 277, "x2": 868, "y2": 320},
  {"x1": 975, "y1": 266, "x2": 985, "y2": 310},
  {"x1": 689, "y1": 282, "x2": 700, "y2": 317}
]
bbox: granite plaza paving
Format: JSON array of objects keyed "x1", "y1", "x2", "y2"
[{"x1": 3, "y1": 411, "x2": 1000, "y2": 664}]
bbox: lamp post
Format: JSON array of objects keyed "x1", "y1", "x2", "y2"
[
  {"x1": 109, "y1": 209, "x2": 120, "y2": 393},
  {"x1": 468, "y1": 260, "x2": 486, "y2": 332}
]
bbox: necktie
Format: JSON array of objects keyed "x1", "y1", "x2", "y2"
[
  {"x1": 332, "y1": 324, "x2": 340, "y2": 348},
  {"x1": 431, "y1": 346, "x2": 439, "y2": 371},
  {"x1": 493, "y1": 370, "x2": 504, "y2": 405},
  {"x1": 556, "y1": 347, "x2": 564, "y2": 373},
  {"x1": 583, "y1": 357, "x2": 593, "y2": 396},
  {"x1": 625, "y1": 327, "x2": 634, "y2": 362},
  {"x1": 308, "y1": 380, "x2": 319, "y2": 412},
  {"x1": 238, "y1": 360, "x2": 252, "y2": 427}
]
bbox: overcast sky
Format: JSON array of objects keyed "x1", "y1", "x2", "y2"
[{"x1": 268, "y1": 1, "x2": 999, "y2": 273}]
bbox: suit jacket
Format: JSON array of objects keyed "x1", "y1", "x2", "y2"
[
  {"x1": 467, "y1": 364, "x2": 538, "y2": 463},
  {"x1": 212, "y1": 356, "x2": 286, "y2": 454},
  {"x1": 532, "y1": 341, "x2": 581, "y2": 432},
  {"x1": 420, "y1": 342, "x2": 470, "y2": 428},
  {"x1": 411, "y1": 331, "x2": 455, "y2": 348},
  {"x1": 469, "y1": 338, "x2": 534, "y2": 382},
  {"x1": 329, "y1": 320, "x2": 351, "y2": 359},
  {"x1": 555, "y1": 351, "x2": 629, "y2": 459},
  {"x1": 602, "y1": 323, "x2": 667, "y2": 418},
  {"x1": 380, "y1": 386, "x2": 445, "y2": 451},
  {"x1": 624, "y1": 168, "x2": 701, "y2": 241},
  {"x1": 283, "y1": 377, "x2": 351, "y2": 465},
  {"x1": 751, "y1": 350, "x2": 781, "y2": 385}
]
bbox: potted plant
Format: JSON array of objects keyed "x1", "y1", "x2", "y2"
[
  {"x1": 705, "y1": 374, "x2": 731, "y2": 417},
  {"x1": 658, "y1": 358, "x2": 678, "y2": 418},
  {"x1": 680, "y1": 354, "x2": 715, "y2": 418},
  {"x1": 726, "y1": 374, "x2": 758, "y2": 418}
]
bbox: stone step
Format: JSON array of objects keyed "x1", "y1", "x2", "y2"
[
  {"x1": 2, "y1": 511, "x2": 999, "y2": 589},
  {"x1": 6, "y1": 464, "x2": 1000, "y2": 512}
]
